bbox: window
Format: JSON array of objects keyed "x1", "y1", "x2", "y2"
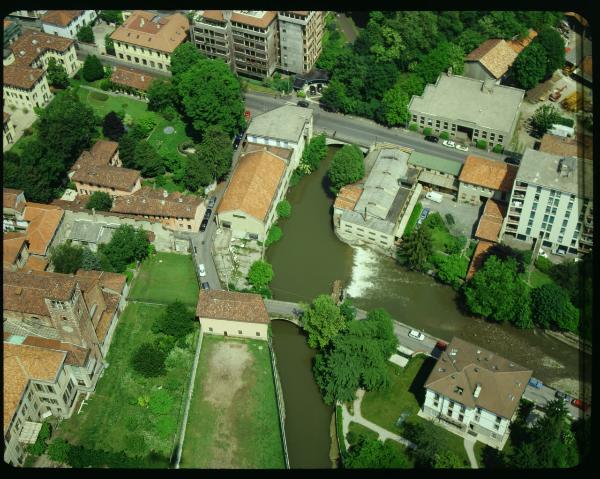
[
  {"x1": 458, "y1": 414, "x2": 464, "y2": 422},
  {"x1": 208, "y1": 327, "x2": 213, "y2": 332},
  {"x1": 526, "y1": 227, "x2": 531, "y2": 235},
  {"x1": 238, "y1": 330, "x2": 243, "y2": 334},
  {"x1": 495, "y1": 416, "x2": 501, "y2": 423},
  {"x1": 35, "y1": 383, "x2": 44, "y2": 392},
  {"x1": 46, "y1": 385, "x2": 55, "y2": 394},
  {"x1": 256, "y1": 332, "x2": 261, "y2": 336}
]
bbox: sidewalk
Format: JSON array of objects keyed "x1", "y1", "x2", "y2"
[{"x1": 463, "y1": 437, "x2": 479, "y2": 469}]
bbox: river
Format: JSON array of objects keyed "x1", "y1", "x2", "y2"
[{"x1": 268, "y1": 146, "x2": 591, "y2": 467}]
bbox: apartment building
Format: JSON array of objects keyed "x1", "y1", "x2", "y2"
[
  {"x1": 3, "y1": 112, "x2": 16, "y2": 148},
  {"x1": 500, "y1": 148, "x2": 593, "y2": 255},
  {"x1": 3, "y1": 65, "x2": 51, "y2": 110},
  {"x1": 41, "y1": 10, "x2": 97, "y2": 39},
  {"x1": 111, "y1": 10, "x2": 189, "y2": 73},
  {"x1": 422, "y1": 337, "x2": 532, "y2": 449},
  {"x1": 8, "y1": 11, "x2": 47, "y2": 19},
  {"x1": 9, "y1": 29, "x2": 79, "y2": 76},
  {"x1": 408, "y1": 72, "x2": 525, "y2": 149},
  {"x1": 277, "y1": 11, "x2": 324, "y2": 74}
]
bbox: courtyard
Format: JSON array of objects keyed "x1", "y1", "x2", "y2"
[{"x1": 420, "y1": 194, "x2": 484, "y2": 239}]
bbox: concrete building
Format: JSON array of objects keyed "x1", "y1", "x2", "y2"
[
  {"x1": 41, "y1": 10, "x2": 97, "y2": 39},
  {"x1": 277, "y1": 11, "x2": 324, "y2": 75},
  {"x1": 196, "y1": 290, "x2": 270, "y2": 340},
  {"x1": 464, "y1": 39, "x2": 518, "y2": 83},
  {"x1": 408, "y1": 72, "x2": 525, "y2": 149},
  {"x1": 422, "y1": 337, "x2": 532, "y2": 449},
  {"x1": 333, "y1": 144, "x2": 422, "y2": 255},
  {"x1": 458, "y1": 155, "x2": 518, "y2": 205},
  {"x1": 191, "y1": 10, "x2": 279, "y2": 79},
  {"x1": 500, "y1": 148, "x2": 593, "y2": 255},
  {"x1": 8, "y1": 11, "x2": 47, "y2": 19},
  {"x1": 111, "y1": 11, "x2": 189, "y2": 73},
  {"x1": 3, "y1": 112, "x2": 16, "y2": 148}
]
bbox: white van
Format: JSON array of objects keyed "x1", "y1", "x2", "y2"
[{"x1": 426, "y1": 191, "x2": 443, "y2": 203}]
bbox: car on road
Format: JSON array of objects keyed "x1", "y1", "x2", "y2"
[
  {"x1": 455, "y1": 143, "x2": 469, "y2": 152},
  {"x1": 233, "y1": 134, "x2": 242, "y2": 150},
  {"x1": 200, "y1": 219, "x2": 209, "y2": 232},
  {"x1": 571, "y1": 398, "x2": 590, "y2": 412},
  {"x1": 198, "y1": 264, "x2": 206, "y2": 277},
  {"x1": 442, "y1": 140, "x2": 456, "y2": 148},
  {"x1": 416, "y1": 207, "x2": 430, "y2": 226},
  {"x1": 297, "y1": 100, "x2": 310, "y2": 108},
  {"x1": 201, "y1": 282, "x2": 210, "y2": 290},
  {"x1": 193, "y1": 246, "x2": 197, "y2": 254},
  {"x1": 538, "y1": 249, "x2": 549, "y2": 259},
  {"x1": 408, "y1": 329, "x2": 425, "y2": 341},
  {"x1": 208, "y1": 196, "x2": 217, "y2": 208},
  {"x1": 528, "y1": 377, "x2": 544, "y2": 389},
  {"x1": 204, "y1": 208, "x2": 212, "y2": 220},
  {"x1": 555, "y1": 390, "x2": 570, "y2": 402},
  {"x1": 504, "y1": 156, "x2": 521, "y2": 166},
  {"x1": 424, "y1": 135, "x2": 439, "y2": 143}
]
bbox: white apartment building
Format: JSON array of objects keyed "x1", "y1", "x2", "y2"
[
  {"x1": 3, "y1": 65, "x2": 52, "y2": 110},
  {"x1": 500, "y1": 148, "x2": 593, "y2": 255},
  {"x1": 277, "y1": 11, "x2": 324, "y2": 74},
  {"x1": 422, "y1": 337, "x2": 532, "y2": 450},
  {"x1": 41, "y1": 10, "x2": 97, "y2": 39}
]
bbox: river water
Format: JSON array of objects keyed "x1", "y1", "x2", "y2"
[{"x1": 268, "y1": 147, "x2": 591, "y2": 467}]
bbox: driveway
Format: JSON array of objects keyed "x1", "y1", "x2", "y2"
[
  {"x1": 419, "y1": 194, "x2": 483, "y2": 239},
  {"x1": 92, "y1": 21, "x2": 116, "y2": 55}
]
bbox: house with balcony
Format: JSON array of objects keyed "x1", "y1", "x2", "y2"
[
  {"x1": 500, "y1": 148, "x2": 593, "y2": 256},
  {"x1": 422, "y1": 337, "x2": 532, "y2": 449},
  {"x1": 41, "y1": 10, "x2": 97, "y2": 39}
]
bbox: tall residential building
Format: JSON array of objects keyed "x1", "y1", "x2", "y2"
[
  {"x1": 499, "y1": 148, "x2": 593, "y2": 255},
  {"x1": 277, "y1": 11, "x2": 324, "y2": 74}
]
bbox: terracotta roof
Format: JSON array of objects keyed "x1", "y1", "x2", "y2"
[
  {"x1": 95, "y1": 294, "x2": 119, "y2": 344},
  {"x1": 3, "y1": 342, "x2": 66, "y2": 432},
  {"x1": 201, "y1": 10, "x2": 277, "y2": 30},
  {"x1": 466, "y1": 240, "x2": 495, "y2": 280},
  {"x1": 334, "y1": 184, "x2": 363, "y2": 211},
  {"x1": 111, "y1": 11, "x2": 189, "y2": 54},
  {"x1": 3, "y1": 64, "x2": 45, "y2": 89},
  {"x1": 112, "y1": 187, "x2": 201, "y2": 219},
  {"x1": 111, "y1": 66, "x2": 156, "y2": 91},
  {"x1": 41, "y1": 10, "x2": 82, "y2": 27},
  {"x1": 459, "y1": 156, "x2": 517, "y2": 193},
  {"x1": 4, "y1": 269, "x2": 77, "y2": 301},
  {"x1": 75, "y1": 269, "x2": 127, "y2": 295},
  {"x1": 72, "y1": 164, "x2": 141, "y2": 192},
  {"x1": 3, "y1": 188, "x2": 25, "y2": 212},
  {"x1": 24, "y1": 256, "x2": 49, "y2": 272},
  {"x1": 244, "y1": 142, "x2": 293, "y2": 160},
  {"x1": 11, "y1": 29, "x2": 74, "y2": 68},
  {"x1": 196, "y1": 290, "x2": 270, "y2": 324},
  {"x1": 539, "y1": 134, "x2": 579, "y2": 158},
  {"x1": 71, "y1": 140, "x2": 119, "y2": 172},
  {"x1": 21, "y1": 336, "x2": 88, "y2": 367},
  {"x1": 508, "y1": 29, "x2": 538, "y2": 54},
  {"x1": 3, "y1": 234, "x2": 28, "y2": 267},
  {"x1": 466, "y1": 39, "x2": 518, "y2": 79},
  {"x1": 475, "y1": 200, "x2": 506, "y2": 242},
  {"x1": 51, "y1": 195, "x2": 162, "y2": 223},
  {"x1": 218, "y1": 150, "x2": 286, "y2": 222},
  {"x1": 22, "y1": 202, "x2": 64, "y2": 255},
  {"x1": 426, "y1": 337, "x2": 532, "y2": 419}
]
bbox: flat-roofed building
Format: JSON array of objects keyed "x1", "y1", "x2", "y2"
[
  {"x1": 408, "y1": 72, "x2": 525, "y2": 149},
  {"x1": 422, "y1": 337, "x2": 532, "y2": 449},
  {"x1": 500, "y1": 148, "x2": 593, "y2": 255},
  {"x1": 111, "y1": 10, "x2": 189, "y2": 73},
  {"x1": 41, "y1": 10, "x2": 97, "y2": 39},
  {"x1": 277, "y1": 11, "x2": 324, "y2": 74},
  {"x1": 458, "y1": 155, "x2": 518, "y2": 205},
  {"x1": 196, "y1": 290, "x2": 270, "y2": 340},
  {"x1": 408, "y1": 151, "x2": 462, "y2": 195}
]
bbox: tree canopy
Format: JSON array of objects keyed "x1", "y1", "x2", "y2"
[
  {"x1": 327, "y1": 145, "x2": 364, "y2": 193},
  {"x1": 98, "y1": 225, "x2": 150, "y2": 273},
  {"x1": 397, "y1": 225, "x2": 433, "y2": 272},
  {"x1": 134, "y1": 141, "x2": 164, "y2": 177},
  {"x1": 49, "y1": 243, "x2": 85, "y2": 274},
  {"x1": 46, "y1": 58, "x2": 70, "y2": 88},
  {"x1": 345, "y1": 438, "x2": 408, "y2": 468},
  {"x1": 102, "y1": 111, "x2": 125, "y2": 141},
  {"x1": 531, "y1": 104, "x2": 561, "y2": 135},
  {"x1": 151, "y1": 301, "x2": 195, "y2": 338},
  {"x1": 169, "y1": 42, "x2": 205, "y2": 77},
  {"x1": 536, "y1": 26, "x2": 566, "y2": 77},
  {"x1": 77, "y1": 25, "x2": 95, "y2": 44},
  {"x1": 300, "y1": 133, "x2": 328, "y2": 173},
  {"x1": 247, "y1": 260, "x2": 274, "y2": 290},
  {"x1": 147, "y1": 79, "x2": 179, "y2": 113},
  {"x1": 85, "y1": 191, "x2": 113, "y2": 211},
  {"x1": 512, "y1": 42, "x2": 547, "y2": 90},
  {"x1": 301, "y1": 294, "x2": 348, "y2": 349},
  {"x1": 530, "y1": 283, "x2": 579, "y2": 332},
  {"x1": 82, "y1": 55, "x2": 105, "y2": 82}
]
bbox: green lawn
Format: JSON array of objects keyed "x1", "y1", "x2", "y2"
[
  {"x1": 361, "y1": 356, "x2": 470, "y2": 467},
  {"x1": 347, "y1": 421, "x2": 379, "y2": 444},
  {"x1": 75, "y1": 87, "x2": 152, "y2": 119},
  {"x1": 147, "y1": 115, "x2": 193, "y2": 160},
  {"x1": 180, "y1": 335, "x2": 285, "y2": 468},
  {"x1": 527, "y1": 268, "x2": 554, "y2": 288},
  {"x1": 55, "y1": 302, "x2": 198, "y2": 464},
  {"x1": 142, "y1": 175, "x2": 186, "y2": 193},
  {"x1": 129, "y1": 253, "x2": 199, "y2": 307}
]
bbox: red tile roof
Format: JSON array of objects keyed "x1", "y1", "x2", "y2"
[
  {"x1": 3, "y1": 64, "x2": 45, "y2": 90},
  {"x1": 474, "y1": 200, "x2": 506, "y2": 242},
  {"x1": 196, "y1": 290, "x2": 270, "y2": 324},
  {"x1": 459, "y1": 156, "x2": 518, "y2": 193},
  {"x1": 41, "y1": 10, "x2": 83, "y2": 27},
  {"x1": 11, "y1": 29, "x2": 74, "y2": 68},
  {"x1": 110, "y1": 66, "x2": 156, "y2": 91},
  {"x1": 22, "y1": 203, "x2": 64, "y2": 255},
  {"x1": 466, "y1": 39, "x2": 518, "y2": 79},
  {"x1": 112, "y1": 187, "x2": 201, "y2": 219}
]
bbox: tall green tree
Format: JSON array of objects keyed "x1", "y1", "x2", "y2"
[
  {"x1": 301, "y1": 294, "x2": 348, "y2": 349},
  {"x1": 531, "y1": 104, "x2": 561, "y2": 135},
  {"x1": 169, "y1": 42, "x2": 205, "y2": 77},
  {"x1": 379, "y1": 83, "x2": 410, "y2": 127},
  {"x1": 536, "y1": 26, "x2": 565, "y2": 77},
  {"x1": 46, "y1": 58, "x2": 70, "y2": 88},
  {"x1": 151, "y1": 301, "x2": 195, "y2": 338},
  {"x1": 49, "y1": 243, "x2": 84, "y2": 274},
  {"x1": 512, "y1": 43, "x2": 548, "y2": 90},
  {"x1": 99, "y1": 10, "x2": 123, "y2": 25},
  {"x1": 184, "y1": 155, "x2": 213, "y2": 191},
  {"x1": 86, "y1": 191, "x2": 113, "y2": 211},
  {"x1": 432, "y1": 253, "x2": 469, "y2": 289},
  {"x1": 104, "y1": 34, "x2": 115, "y2": 55},
  {"x1": 247, "y1": 260, "x2": 274, "y2": 290},
  {"x1": 276, "y1": 200, "x2": 292, "y2": 219},
  {"x1": 77, "y1": 25, "x2": 95, "y2": 43},
  {"x1": 99, "y1": 225, "x2": 149, "y2": 273},
  {"x1": 300, "y1": 133, "x2": 328, "y2": 172},
  {"x1": 118, "y1": 133, "x2": 139, "y2": 168},
  {"x1": 327, "y1": 144, "x2": 364, "y2": 193},
  {"x1": 134, "y1": 141, "x2": 164, "y2": 177},
  {"x1": 102, "y1": 111, "x2": 125, "y2": 141},
  {"x1": 194, "y1": 126, "x2": 233, "y2": 180},
  {"x1": 81, "y1": 248, "x2": 102, "y2": 271},
  {"x1": 398, "y1": 226, "x2": 433, "y2": 272},
  {"x1": 345, "y1": 438, "x2": 408, "y2": 468},
  {"x1": 413, "y1": 42, "x2": 465, "y2": 84},
  {"x1": 147, "y1": 79, "x2": 178, "y2": 112},
  {"x1": 404, "y1": 420, "x2": 466, "y2": 468},
  {"x1": 530, "y1": 283, "x2": 579, "y2": 332},
  {"x1": 82, "y1": 55, "x2": 105, "y2": 81}
]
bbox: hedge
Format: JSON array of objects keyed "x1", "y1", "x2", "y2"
[
  {"x1": 439, "y1": 131, "x2": 450, "y2": 140},
  {"x1": 408, "y1": 123, "x2": 418, "y2": 132},
  {"x1": 336, "y1": 405, "x2": 347, "y2": 458},
  {"x1": 492, "y1": 144, "x2": 504, "y2": 154},
  {"x1": 422, "y1": 127, "x2": 432, "y2": 136},
  {"x1": 556, "y1": 116, "x2": 574, "y2": 128},
  {"x1": 476, "y1": 139, "x2": 487, "y2": 149}
]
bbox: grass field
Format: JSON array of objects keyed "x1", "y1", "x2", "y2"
[
  {"x1": 129, "y1": 253, "x2": 199, "y2": 307},
  {"x1": 180, "y1": 335, "x2": 285, "y2": 468},
  {"x1": 347, "y1": 422, "x2": 379, "y2": 444},
  {"x1": 76, "y1": 87, "x2": 151, "y2": 119},
  {"x1": 527, "y1": 268, "x2": 554, "y2": 288},
  {"x1": 55, "y1": 302, "x2": 198, "y2": 463},
  {"x1": 147, "y1": 115, "x2": 193, "y2": 159},
  {"x1": 361, "y1": 356, "x2": 470, "y2": 467}
]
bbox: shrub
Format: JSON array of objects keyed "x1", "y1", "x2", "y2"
[
  {"x1": 148, "y1": 389, "x2": 175, "y2": 415},
  {"x1": 289, "y1": 169, "x2": 304, "y2": 187},
  {"x1": 556, "y1": 116, "x2": 574, "y2": 128},
  {"x1": 161, "y1": 105, "x2": 178, "y2": 121},
  {"x1": 476, "y1": 139, "x2": 487, "y2": 149},
  {"x1": 534, "y1": 255, "x2": 553, "y2": 274},
  {"x1": 265, "y1": 225, "x2": 283, "y2": 247},
  {"x1": 445, "y1": 213, "x2": 455, "y2": 225},
  {"x1": 276, "y1": 199, "x2": 292, "y2": 218},
  {"x1": 86, "y1": 191, "x2": 113, "y2": 211},
  {"x1": 47, "y1": 439, "x2": 70, "y2": 464},
  {"x1": 422, "y1": 127, "x2": 432, "y2": 136},
  {"x1": 151, "y1": 301, "x2": 195, "y2": 339},
  {"x1": 136, "y1": 115, "x2": 157, "y2": 136},
  {"x1": 165, "y1": 346, "x2": 193, "y2": 370},
  {"x1": 439, "y1": 131, "x2": 450, "y2": 140},
  {"x1": 131, "y1": 342, "x2": 167, "y2": 377},
  {"x1": 409, "y1": 123, "x2": 418, "y2": 131},
  {"x1": 22, "y1": 107, "x2": 29, "y2": 114},
  {"x1": 297, "y1": 90, "x2": 306, "y2": 98},
  {"x1": 99, "y1": 79, "x2": 112, "y2": 91},
  {"x1": 27, "y1": 422, "x2": 51, "y2": 457},
  {"x1": 492, "y1": 144, "x2": 504, "y2": 154},
  {"x1": 90, "y1": 91, "x2": 108, "y2": 101}
]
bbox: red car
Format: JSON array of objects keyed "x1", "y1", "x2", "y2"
[
  {"x1": 436, "y1": 340, "x2": 448, "y2": 351},
  {"x1": 571, "y1": 398, "x2": 590, "y2": 412}
]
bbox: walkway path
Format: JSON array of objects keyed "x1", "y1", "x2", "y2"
[
  {"x1": 340, "y1": 389, "x2": 416, "y2": 451},
  {"x1": 463, "y1": 437, "x2": 479, "y2": 469}
]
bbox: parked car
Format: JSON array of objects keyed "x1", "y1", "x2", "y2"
[
  {"x1": 424, "y1": 135, "x2": 439, "y2": 143},
  {"x1": 552, "y1": 248, "x2": 566, "y2": 256},
  {"x1": 442, "y1": 140, "x2": 456, "y2": 148},
  {"x1": 204, "y1": 208, "x2": 212, "y2": 220},
  {"x1": 408, "y1": 329, "x2": 425, "y2": 341},
  {"x1": 455, "y1": 143, "x2": 469, "y2": 152},
  {"x1": 504, "y1": 156, "x2": 521, "y2": 166},
  {"x1": 200, "y1": 219, "x2": 209, "y2": 232},
  {"x1": 233, "y1": 134, "x2": 242, "y2": 150},
  {"x1": 297, "y1": 100, "x2": 310, "y2": 108},
  {"x1": 436, "y1": 340, "x2": 448, "y2": 351},
  {"x1": 208, "y1": 196, "x2": 217, "y2": 208},
  {"x1": 416, "y1": 207, "x2": 431, "y2": 225},
  {"x1": 555, "y1": 390, "x2": 570, "y2": 401},
  {"x1": 426, "y1": 191, "x2": 443, "y2": 203},
  {"x1": 528, "y1": 377, "x2": 544, "y2": 389},
  {"x1": 198, "y1": 264, "x2": 206, "y2": 277},
  {"x1": 571, "y1": 398, "x2": 590, "y2": 412},
  {"x1": 538, "y1": 249, "x2": 549, "y2": 259},
  {"x1": 201, "y1": 282, "x2": 210, "y2": 290}
]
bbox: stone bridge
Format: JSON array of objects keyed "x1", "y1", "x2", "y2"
[{"x1": 264, "y1": 299, "x2": 367, "y2": 326}]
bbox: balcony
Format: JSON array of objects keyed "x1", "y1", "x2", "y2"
[{"x1": 509, "y1": 207, "x2": 522, "y2": 215}]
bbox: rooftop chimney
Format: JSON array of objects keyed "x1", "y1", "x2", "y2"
[{"x1": 473, "y1": 384, "x2": 482, "y2": 398}]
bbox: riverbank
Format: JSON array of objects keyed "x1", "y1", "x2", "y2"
[{"x1": 543, "y1": 330, "x2": 592, "y2": 355}]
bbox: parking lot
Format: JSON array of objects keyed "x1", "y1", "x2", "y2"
[{"x1": 420, "y1": 193, "x2": 483, "y2": 239}]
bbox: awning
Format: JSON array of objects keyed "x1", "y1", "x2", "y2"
[
  {"x1": 19, "y1": 421, "x2": 43, "y2": 444},
  {"x1": 418, "y1": 171, "x2": 459, "y2": 191}
]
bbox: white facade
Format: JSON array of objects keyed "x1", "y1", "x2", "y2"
[
  {"x1": 42, "y1": 10, "x2": 97, "y2": 39},
  {"x1": 3, "y1": 74, "x2": 52, "y2": 110},
  {"x1": 199, "y1": 317, "x2": 268, "y2": 341}
]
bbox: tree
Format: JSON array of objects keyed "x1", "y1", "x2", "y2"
[
  {"x1": 345, "y1": 438, "x2": 408, "y2": 468},
  {"x1": 404, "y1": 420, "x2": 465, "y2": 468},
  {"x1": 81, "y1": 248, "x2": 102, "y2": 271},
  {"x1": 378, "y1": 83, "x2": 410, "y2": 127},
  {"x1": 265, "y1": 225, "x2": 283, "y2": 247},
  {"x1": 276, "y1": 200, "x2": 292, "y2": 219},
  {"x1": 131, "y1": 342, "x2": 167, "y2": 377},
  {"x1": 46, "y1": 58, "x2": 69, "y2": 88},
  {"x1": 301, "y1": 294, "x2": 348, "y2": 349},
  {"x1": 184, "y1": 154, "x2": 214, "y2": 191},
  {"x1": 193, "y1": 126, "x2": 233, "y2": 180},
  {"x1": 85, "y1": 191, "x2": 113, "y2": 211},
  {"x1": 397, "y1": 226, "x2": 433, "y2": 272},
  {"x1": 118, "y1": 133, "x2": 139, "y2": 168},
  {"x1": 432, "y1": 253, "x2": 469, "y2": 289},
  {"x1": 151, "y1": 301, "x2": 195, "y2": 338},
  {"x1": 169, "y1": 42, "x2": 205, "y2": 77},
  {"x1": 49, "y1": 243, "x2": 84, "y2": 274},
  {"x1": 99, "y1": 225, "x2": 149, "y2": 272},
  {"x1": 104, "y1": 34, "x2": 115, "y2": 55},
  {"x1": 328, "y1": 144, "x2": 364, "y2": 193},
  {"x1": 531, "y1": 104, "x2": 561, "y2": 135},
  {"x1": 413, "y1": 42, "x2": 465, "y2": 84},
  {"x1": 547, "y1": 260, "x2": 580, "y2": 304},
  {"x1": 536, "y1": 26, "x2": 565, "y2": 77},
  {"x1": 177, "y1": 61, "x2": 245, "y2": 137},
  {"x1": 47, "y1": 439, "x2": 71, "y2": 464},
  {"x1": 134, "y1": 141, "x2": 164, "y2": 177},
  {"x1": 77, "y1": 25, "x2": 95, "y2": 43},
  {"x1": 147, "y1": 79, "x2": 179, "y2": 112},
  {"x1": 247, "y1": 260, "x2": 274, "y2": 290},
  {"x1": 531, "y1": 283, "x2": 579, "y2": 332},
  {"x1": 102, "y1": 111, "x2": 125, "y2": 141},
  {"x1": 99, "y1": 10, "x2": 123, "y2": 25},
  {"x1": 512, "y1": 42, "x2": 548, "y2": 90},
  {"x1": 300, "y1": 133, "x2": 328, "y2": 172},
  {"x1": 82, "y1": 54, "x2": 105, "y2": 81}
]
